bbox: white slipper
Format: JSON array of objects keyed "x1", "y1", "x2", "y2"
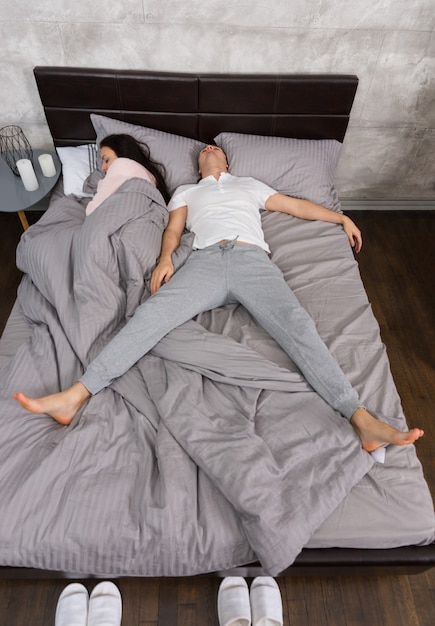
[
  {"x1": 218, "y1": 577, "x2": 251, "y2": 626},
  {"x1": 250, "y1": 577, "x2": 283, "y2": 626},
  {"x1": 87, "y1": 581, "x2": 122, "y2": 626},
  {"x1": 55, "y1": 583, "x2": 88, "y2": 626}
]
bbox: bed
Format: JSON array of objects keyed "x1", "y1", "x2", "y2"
[{"x1": 0, "y1": 67, "x2": 434, "y2": 579}]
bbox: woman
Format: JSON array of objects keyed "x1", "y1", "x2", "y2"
[{"x1": 86, "y1": 134, "x2": 170, "y2": 215}]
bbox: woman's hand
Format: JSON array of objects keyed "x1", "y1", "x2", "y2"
[
  {"x1": 342, "y1": 216, "x2": 362, "y2": 253},
  {"x1": 150, "y1": 258, "x2": 174, "y2": 294}
]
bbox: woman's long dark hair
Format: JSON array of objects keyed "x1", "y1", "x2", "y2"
[{"x1": 100, "y1": 134, "x2": 170, "y2": 203}]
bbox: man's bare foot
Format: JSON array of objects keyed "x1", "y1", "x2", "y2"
[
  {"x1": 13, "y1": 382, "x2": 91, "y2": 426},
  {"x1": 350, "y1": 407, "x2": 424, "y2": 453}
]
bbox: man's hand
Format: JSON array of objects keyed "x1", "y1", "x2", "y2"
[
  {"x1": 342, "y1": 216, "x2": 362, "y2": 253},
  {"x1": 266, "y1": 194, "x2": 363, "y2": 253},
  {"x1": 149, "y1": 205, "x2": 188, "y2": 293},
  {"x1": 150, "y1": 258, "x2": 175, "y2": 294}
]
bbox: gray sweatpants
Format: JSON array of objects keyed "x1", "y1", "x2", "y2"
[{"x1": 80, "y1": 242, "x2": 360, "y2": 419}]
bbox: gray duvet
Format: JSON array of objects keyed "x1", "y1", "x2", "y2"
[{"x1": 0, "y1": 179, "x2": 433, "y2": 576}]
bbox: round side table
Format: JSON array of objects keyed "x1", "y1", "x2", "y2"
[{"x1": 0, "y1": 150, "x2": 61, "y2": 230}]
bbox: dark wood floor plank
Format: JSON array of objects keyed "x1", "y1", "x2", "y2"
[
  {"x1": 158, "y1": 579, "x2": 179, "y2": 626},
  {"x1": 320, "y1": 577, "x2": 350, "y2": 626},
  {"x1": 0, "y1": 580, "x2": 12, "y2": 624},
  {"x1": 177, "y1": 579, "x2": 201, "y2": 625},
  {"x1": 138, "y1": 578, "x2": 161, "y2": 623},
  {"x1": 177, "y1": 603, "x2": 196, "y2": 626},
  {"x1": 191, "y1": 578, "x2": 220, "y2": 626},
  {"x1": 298, "y1": 578, "x2": 338, "y2": 626},
  {"x1": 338, "y1": 576, "x2": 379, "y2": 626},
  {"x1": 282, "y1": 577, "x2": 307, "y2": 624},
  {"x1": 118, "y1": 578, "x2": 148, "y2": 624},
  {"x1": 408, "y1": 570, "x2": 435, "y2": 626},
  {"x1": 0, "y1": 212, "x2": 23, "y2": 330}
]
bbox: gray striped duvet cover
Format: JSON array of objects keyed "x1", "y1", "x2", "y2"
[{"x1": 0, "y1": 182, "x2": 433, "y2": 576}]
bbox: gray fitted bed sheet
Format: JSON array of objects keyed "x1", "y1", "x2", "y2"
[{"x1": 0, "y1": 187, "x2": 433, "y2": 577}]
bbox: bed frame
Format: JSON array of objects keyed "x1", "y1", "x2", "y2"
[{"x1": 2, "y1": 66, "x2": 433, "y2": 579}]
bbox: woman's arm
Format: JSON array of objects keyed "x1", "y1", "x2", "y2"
[
  {"x1": 265, "y1": 192, "x2": 362, "y2": 253},
  {"x1": 150, "y1": 206, "x2": 188, "y2": 294}
]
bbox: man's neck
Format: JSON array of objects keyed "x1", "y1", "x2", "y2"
[{"x1": 201, "y1": 166, "x2": 228, "y2": 181}]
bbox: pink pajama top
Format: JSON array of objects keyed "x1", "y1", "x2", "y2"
[{"x1": 86, "y1": 157, "x2": 157, "y2": 216}]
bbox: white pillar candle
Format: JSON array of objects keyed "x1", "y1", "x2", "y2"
[
  {"x1": 38, "y1": 153, "x2": 56, "y2": 177},
  {"x1": 16, "y1": 159, "x2": 39, "y2": 191}
]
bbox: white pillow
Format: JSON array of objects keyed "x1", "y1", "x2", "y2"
[{"x1": 56, "y1": 144, "x2": 98, "y2": 196}]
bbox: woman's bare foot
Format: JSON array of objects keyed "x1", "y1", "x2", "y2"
[
  {"x1": 350, "y1": 407, "x2": 424, "y2": 452},
  {"x1": 13, "y1": 382, "x2": 91, "y2": 426}
]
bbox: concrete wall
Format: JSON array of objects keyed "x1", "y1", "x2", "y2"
[{"x1": 1, "y1": 0, "x2": 434, "y2": 201}]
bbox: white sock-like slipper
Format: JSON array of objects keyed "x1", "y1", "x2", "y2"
[
  {"x1": 218, "y1": 577, "x2": 251, "y2": 626},
  {"x1": 87, "y1": 581, "x2": 122, "y2": 626},
  {"x1": 55, "y1": 582, "x2": 88, "y2": 626},
  {"x1": 250, "y1": 577, "x2": 283, "y2": 626}
]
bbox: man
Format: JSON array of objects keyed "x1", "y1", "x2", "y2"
[{"x1": 14, "y1": 145, "x2": 423, "y2": 452}]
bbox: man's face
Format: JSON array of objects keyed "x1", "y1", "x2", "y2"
[{"x1": 198, "y1": 145, "x2": 228, "y2": 173}]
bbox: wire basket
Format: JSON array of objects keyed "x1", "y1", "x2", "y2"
[{"x1": 0, "y1": 125, "x2": 33, "y2": 175}]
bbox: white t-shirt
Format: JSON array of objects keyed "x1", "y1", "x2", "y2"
[{"x1": 168, "y1": 173, "x2": 276, "y2": 252}]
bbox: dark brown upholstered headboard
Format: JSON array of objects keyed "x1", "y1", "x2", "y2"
[{"x1": 33, "y1": 67, "x2": 358, "y2": 147}]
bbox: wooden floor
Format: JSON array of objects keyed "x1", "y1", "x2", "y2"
[{"x1": 0, "y1": 209, "x2": 434, "y2": 625}]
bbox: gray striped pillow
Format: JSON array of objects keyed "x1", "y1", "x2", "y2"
[
  {"x1": 214, "y1": 132, "x2": 343, "y2": 212},
  {"x1": 91, "y1": 114, "x2": 206, "y2": 195}
]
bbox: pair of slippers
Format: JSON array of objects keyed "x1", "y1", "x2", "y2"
[
  {"x1": 55, "y1": 581, "x2": 122, "y2": 626},
  {"x1": 218, "y1": 576, "x2": 283, "y2": 626}
]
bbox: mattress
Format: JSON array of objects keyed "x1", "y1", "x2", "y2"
[{"x1": 0, "y1": 188, "x2": 433, "y2": 577}]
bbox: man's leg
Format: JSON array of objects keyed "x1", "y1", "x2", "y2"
[
  {"x1": 79, "y1": 249, "x2": 227, "y2": 394},
  {"x1": 228, "y1": 246, "x2": 423, "y2": 450},
  {"x1": 230, "y1": 246, "x2": 360, "y2": 418}
]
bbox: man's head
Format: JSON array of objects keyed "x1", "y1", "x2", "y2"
[{"x1": 198, "y1": 145, "x2": 229, "y2": 178}]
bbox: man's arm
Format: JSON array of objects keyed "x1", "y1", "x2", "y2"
[
  {"x1": 265, "y1": 192, "x2": 362, "y2": 253},
  {"x1": 150, "y1": 206, "x2": 188, "y2": 294}
]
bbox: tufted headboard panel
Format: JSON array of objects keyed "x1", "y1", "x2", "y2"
[{"x1": 33, "y1": 67, "x2": 358, "y2": 146}]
